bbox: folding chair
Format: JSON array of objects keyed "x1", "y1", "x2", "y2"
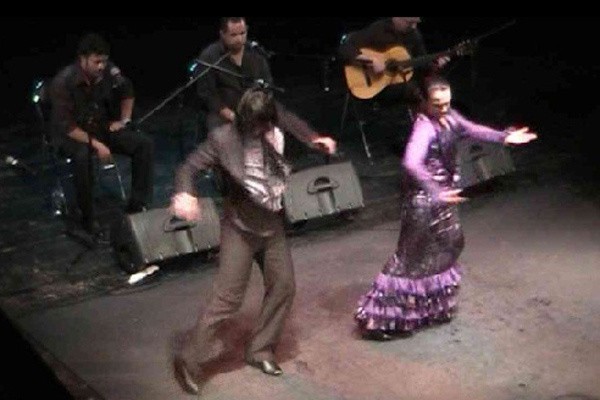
[{"x1": 32, "y1": 79, "x2": 127, "y2": 218}]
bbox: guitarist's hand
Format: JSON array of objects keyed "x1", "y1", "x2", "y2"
[
  {"x1": 356, "y1": 54, "x2": 385, "y2": 74},
  {"x1": 435, "y1": 56, "x2": 451, "y2": 69}
]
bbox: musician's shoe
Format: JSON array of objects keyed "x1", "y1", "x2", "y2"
[{"x1": 125, "y1": 200, "x2": 147, "y2": 214}]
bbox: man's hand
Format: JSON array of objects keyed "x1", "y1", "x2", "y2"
[
  {"x1": 93, "y1": 141, "x2": 112, "y2": 163},
  {"x1": 219, "y1": 107, "x2": 236, "y2": 123},
  {"x1": 504, "y1": 127, "x2": 538, "y2": 145},
  {"x1": 170, "y1": 192, "x2": 201, "y2": 221},
  {"x1": 109, "y1": 120, "x2": 128, "y2": 132},
  {"x1": 356, "y1": 54, "x2": 385, "y2": 74},
  {"x1": 312, "y1": 136, "x2": 337, "y2": 155}
]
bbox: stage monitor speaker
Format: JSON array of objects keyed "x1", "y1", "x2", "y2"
[
  {"x1": 283, "y1": 161, "x2": 364, "y2": 224},
  {"x1": 457, "y1": 138, "x2": 515, "y2": 188},
  {"x1": 111, "y1": 198, "x2": 220, "y2": 273}
]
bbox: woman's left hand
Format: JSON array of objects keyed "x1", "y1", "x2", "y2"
[{"x1": 504, "y1": 127, "x2": 538, "y2": 145}]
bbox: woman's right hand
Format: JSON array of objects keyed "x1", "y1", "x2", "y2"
[{"x1": 438, "y1": 188, "x2": 468, "y2": 204}]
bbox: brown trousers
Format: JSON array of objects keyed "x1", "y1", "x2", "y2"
[{"x1": 184, "y1": 216, "x2": 295, "y2": 364}]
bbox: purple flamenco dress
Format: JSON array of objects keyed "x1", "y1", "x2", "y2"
[{"x1": 355, "y1": 109, "x2": 508, "y2": 335}]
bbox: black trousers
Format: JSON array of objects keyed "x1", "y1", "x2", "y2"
[{"x1": 59, "y1": 128, "x2": 154, "y2": 229}]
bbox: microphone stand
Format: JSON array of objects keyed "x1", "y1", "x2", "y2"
[
  {"x1": 132, "y1": 54, "x2": 232, "y2": 162},
  {"x1": 136, "y1": 50, "x2": 291, "y2": 127},
  {"x1": 135, "y1": 53, "x2": 230, "y2": 125},
  {"x1": 187, "y1": 62, "x2": 287, "y2": 99},
  {"x1": 65, "y1": 129, "x2": 101, "y2": 268},
  {"x1": 191, "y1": 60, "x2": 286, "y2": 93}
]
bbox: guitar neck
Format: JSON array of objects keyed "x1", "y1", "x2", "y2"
[{"x1": 406, "y1": 49, "x2": 453, "y2": 69}]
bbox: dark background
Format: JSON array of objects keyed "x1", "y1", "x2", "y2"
[
  {"x1": 1, "y1": 17, "x2": 599, "y2": 161},
  {"x1": 0, "y1": 17, "x2": 597, "y2": 400}
]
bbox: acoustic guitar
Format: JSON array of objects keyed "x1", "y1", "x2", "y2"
[{"x1": 344, "y1": 41, "x2": 473, "y2": 99}]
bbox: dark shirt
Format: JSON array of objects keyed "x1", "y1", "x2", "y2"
[
  {"x1": 195, "y1": 41, "x2": 272, "y2": 114},
  {"x1": 338, "y1": 18, "x2": 438, "y2": 104},
  {"x1": 49, "y1": 61, "x2": 134, "y2": 142}
]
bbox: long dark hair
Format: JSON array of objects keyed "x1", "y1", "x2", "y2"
[{"x1": 235, "y1": 88, "x2": 278, "y2": 135}]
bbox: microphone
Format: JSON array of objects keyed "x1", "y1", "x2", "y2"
[
  {"x1": 5, "y1": 155, "x2": 37, "y2": 176},
  {"x1": 109, "y1": 66, "x2": 126, "y2": 88},
  {"x1": 249, "y1": 41, "x2": 275, "y2": 59},
  {"x1": 254, "y1": 79, "x2": 285, "y2": 93},
  {"x1": 188, "y1": 59, "x2": 200, "y2": 75}
]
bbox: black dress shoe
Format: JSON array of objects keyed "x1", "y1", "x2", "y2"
[
  {"x1": 248, "y1": 359, "x2": 283, "y2": 376},
  {"x1": 125, "y1": 201, "x2": 147, "y2": 214},
  {"x1": 173, "y1": 355, "x2": 200, "y2": 395},
  {"x1": 362, "y1": 330, "x2": 394, "y2": 341}
]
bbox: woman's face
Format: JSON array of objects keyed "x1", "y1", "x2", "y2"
[{"x1": 426, "y1": 86, "x2": 452, "y2": 119}]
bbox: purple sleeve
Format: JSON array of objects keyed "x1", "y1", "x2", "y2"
[
  {"x1": 451, "y1": 110, "x2": 507, "y2": 143},
  {"x1": 402, "y1": 116, "x2": 444, "y2": 198}
]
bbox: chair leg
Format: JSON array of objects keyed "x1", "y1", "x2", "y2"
[
  {"x1": 350, "y1": 97, "x2": 374, "y2": 164},
  {"x1": 50, "y1": 178, "x2": 68, "y2": 217},
  {"x1": 46, "y1": 151, "x2": 72, "y2": 218},
  {"x1": 111, "y1": 163, "x2": 127, "y2": 201},
  {"x1": 357, "y1": 120, "x2": 373, "y2": 164},
  {"x1": 339, "y1": 92, "x2": 350, "y2": 139},
  {"x1": 101, "y1": 161, "x2": 127, "y2": 201}
]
